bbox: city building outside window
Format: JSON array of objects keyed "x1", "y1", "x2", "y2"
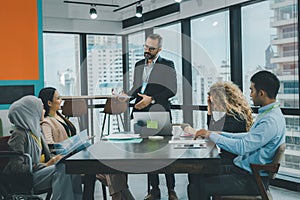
[
  {"x1": 43, "y1": 33, "x2": 80, "y2": 96},
  {"x1": 154, "y1": 22, "x2": 183, "y2": 124},
  {"x1": 242, "y1": 0, "x2": 299, "y2": 179},
  {"x1": 86, "y1": 35, "x2": 123, "y2": 136},
  {"x1": 191, "y1": 10, "x2": 230, "y2": 129}
]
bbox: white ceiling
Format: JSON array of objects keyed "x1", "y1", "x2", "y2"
[
  {"x1": 43, "y1": 0, "x2": 179, "y2": 21},
  {"x1": 42, "y1": 0, "x2": 251, "y2": 34}
]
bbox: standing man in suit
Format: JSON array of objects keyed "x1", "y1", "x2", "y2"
[{"x1": 127, "y1": 33, "x2": 178, "y2": 200}]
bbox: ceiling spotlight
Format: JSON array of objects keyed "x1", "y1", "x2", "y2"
[
  {"x1": 89, "y1": 5, "x2": 97, "y2": 19},
  {"x1": 175, "y1": 0, "x2": 182, "y2": 2},
  {"x1": 136, "y1": 3, "x2": 143, "y2": 18}
]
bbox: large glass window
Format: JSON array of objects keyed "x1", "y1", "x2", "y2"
[
  {"x1": 43, "y1": 33, "x2": 80, "y2": 95},
  {"x1": 86, "y1": 35, "x2": 123, "y2": 96},
  {"x1": 191, "y1": 10, "x2": 230, "y2": 129},
  {"x1": 154, "y1": 22, "x2": 183, "y2": 123},
  {"x1": 128, "y1": 31, "x2": 145, "y2": 89},
  {"x1": 86, "y1": 35, "x2": 123, "y2": 136},
  {"x1": 242, "y1": 0, "x2": 299, "y2": 178},
  {"x1": 127, "y1": 31, "x2": 145, "y2": 131},
  {"x1": 154, "y1": 23, "x2": 183, "y2": 104}
]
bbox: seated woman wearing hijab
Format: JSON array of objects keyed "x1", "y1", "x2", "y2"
[
  {"x1": 4, "y1": 95, "x2": 82, "y2": 200},
  {"x1": 39, "y1": 87, "x2": 135, "y2": 200}
]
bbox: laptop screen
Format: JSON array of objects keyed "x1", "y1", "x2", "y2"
[{"x1": 133, "y1": 112, "x2": 172, "y2": 137}]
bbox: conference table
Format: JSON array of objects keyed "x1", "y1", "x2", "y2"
[{"x1": 64, "y1": 136, "x2": 221, "y2": 175}]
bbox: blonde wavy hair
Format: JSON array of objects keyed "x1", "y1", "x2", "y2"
[{"x1": 209, "y1": 81, "x2": 253, "y2": 131}]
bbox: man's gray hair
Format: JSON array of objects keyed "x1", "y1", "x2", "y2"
[{"x1": 147, "y1": 33, "x2": 163, "y2": 48}]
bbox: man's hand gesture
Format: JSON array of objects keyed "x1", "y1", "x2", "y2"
[{"x1": 134, "y1": 93, "x2": 152, "y2": 110}]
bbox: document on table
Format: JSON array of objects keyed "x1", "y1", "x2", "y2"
[
  {"x1": 169, "y1": 139, "x2": 207, "y2": 149},
  {"x1": 103, "y1": 132, "x2": 142, "y2": 143},
  {"x1": 168, "y1": 139, "x2": 206, "y2": 145}
]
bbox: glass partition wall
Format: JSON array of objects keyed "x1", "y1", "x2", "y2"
[{"x1": 43, "y1": 0, "x2": 299, "y2": 184}]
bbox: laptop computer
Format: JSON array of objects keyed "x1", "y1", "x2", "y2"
[{"x1": 133, "y1": 112, "x2": 172, "y2": 138}]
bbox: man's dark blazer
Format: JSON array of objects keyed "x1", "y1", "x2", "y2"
[{"x1": 128, "y1": 56, "x2": 177, "y2": 114}]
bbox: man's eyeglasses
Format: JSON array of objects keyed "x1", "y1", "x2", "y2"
[{"x1": 143, "y1": 44, "x2": 158, "y2": 52}]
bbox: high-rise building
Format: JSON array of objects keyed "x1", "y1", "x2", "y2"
[
  {"x1": 270, "y1": 0, "x2": 299, "y2": 174},
  {"x1": 86, "y1": 35, "x2": 145, "y2": 134},
  {"x1": 58, "y1": 68, "x2": 76, "y2": 96}
]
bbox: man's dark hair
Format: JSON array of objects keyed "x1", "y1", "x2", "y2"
[
  {"x1": 147, "y1": 33, "x2": 163, "y2": 48},
  {"x1": 250, "y1": 70, "x2": 280, "y2": 99}
]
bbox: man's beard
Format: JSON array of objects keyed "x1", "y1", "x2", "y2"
[{"x1": 144, "y1": 52, "x2": 156, "y2": 60}]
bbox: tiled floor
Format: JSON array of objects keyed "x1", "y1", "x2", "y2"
[{"x1": 94, "y1": 174, "x2": 300, "y2": 200}]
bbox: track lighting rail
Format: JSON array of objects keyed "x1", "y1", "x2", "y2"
[
  {"x1": 113, "y1": 0, "x2": 145, "y2": 12},
  {"x1": 63, "y1": 1, "x2": 119, "y2": 8}
]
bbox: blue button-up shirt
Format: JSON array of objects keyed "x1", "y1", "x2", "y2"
[{"x1": 209, "y1": 102, "x2": 286, "y2": 174}]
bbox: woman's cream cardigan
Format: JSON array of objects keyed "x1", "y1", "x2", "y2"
[{"x1": 41, "y1": 116, "x2": 69, "y2": 144}]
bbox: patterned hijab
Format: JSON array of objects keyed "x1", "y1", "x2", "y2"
[{"x1": 8, "y1": 95, "x2": 43, "y2": 137}]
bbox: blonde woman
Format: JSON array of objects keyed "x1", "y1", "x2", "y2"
[
  {"x1": 206, "y1": 81, "x2": 253, "y2": 162},
  {"x1": 184, "y1": 81, "x2": 253, "y2": 162},
  {"x1": 187, "y1": 81, "x2": 254, "y2": 198}
]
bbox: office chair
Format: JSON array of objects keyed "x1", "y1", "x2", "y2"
[
  {"x1": 62, "y1": 99, "x2": 88, "y2": 131},
  {"x1": 95, "y1": 174, "x2": 109, "y2": 200},
  {"x1": 216, "y1": 143, "x2": 286, "y2": 200},
  {"x1": 100, "y1": 97, "x2": 127, "y2": 138},
  {"x1": 0, "y1": 136, "x2": 52, "y2": 200}
]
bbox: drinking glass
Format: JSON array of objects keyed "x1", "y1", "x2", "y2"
[{"x1": 172, "y1": 126, "x2": 182, "y2": 139}]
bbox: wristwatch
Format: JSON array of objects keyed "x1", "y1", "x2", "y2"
[{"x1": 151, "y1": 97, "x2": 156, "y2": 104}]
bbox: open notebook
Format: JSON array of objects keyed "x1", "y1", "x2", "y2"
[{"x1": 54, "y1": 129, "x2": 91, "y2": 164}]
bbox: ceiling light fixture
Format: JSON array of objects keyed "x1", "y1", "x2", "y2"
[
  {"x1": 64, "y1": 1, "x2": 119, "y2": 8},
  {"x1": 175, "y1": 0, "x2": 182, "y2": 2},
  {"x1": 135, "y1": 3, "x2": 143, "y2": 18},
  {"x1": 90, "y1": 5, "x2": 97, "y2": 19},
  {"x1": 113, "y1": 0, "x2": 145, "y2": 12}
]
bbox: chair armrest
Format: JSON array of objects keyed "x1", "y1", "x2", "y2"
[
  {"x1": 250, "y1": 163, "x2": 280, "y2": 200},
  {"x1": 250, "y1": 163, "x2": 280, "y2": 174},
  {"x1": 0, "y1": 151, "x2": 33, "y2": 173}
]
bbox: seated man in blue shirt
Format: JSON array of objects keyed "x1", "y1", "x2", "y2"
[{"x1": 188, "y1": 71, "x2": 286, "y2": 199}]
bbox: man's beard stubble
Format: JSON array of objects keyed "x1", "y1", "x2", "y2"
[{"x1": 144, "y1": 52, "x2": 156, "y2": 60}]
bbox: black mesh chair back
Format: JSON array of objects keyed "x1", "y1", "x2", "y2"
[{"x1": 0, "y1": 136, "x2": 52, "y2": 200}]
